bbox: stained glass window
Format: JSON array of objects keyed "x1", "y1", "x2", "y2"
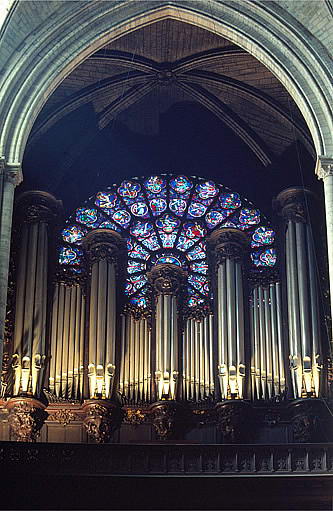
[{"x1": 59, "y1": 174, "x2": 277, "y2": 311}]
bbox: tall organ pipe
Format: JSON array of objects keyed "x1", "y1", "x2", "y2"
[
  {"x1": 275, "y1": 187, "x2": 322, "y2": 398},
  {"x1": 12, "y1": 191, "x2": 61, "y2": 397},
  {"x1": 209, "y1": 228, "x2": 247, "y2": 400},
  {"x1": 49, "y1": 281, "x2": 85, "y2": 400},
  {"x1": 83, "y1": 229, "x2": 122, "y2": 400},
  {"x1": 148, "y1": 264, "x2": 186, "y2": 401}
]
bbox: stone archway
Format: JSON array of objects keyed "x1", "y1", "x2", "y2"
[{"x1": 0, "y1": 0, "x2": 332, "y2": 372}]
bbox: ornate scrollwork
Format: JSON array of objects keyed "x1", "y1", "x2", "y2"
[
  {"x1": 82, "y1": 401, "x2": 123, "y2": 443},
  {"x1": 215, "y1": 401, "x2": 252, "y2": 443},
  {"x1": 6, "y1": 398, "x2": 48, "y2": 442},
  {"x1": 83, "y1": 229, "x2": 123, "y2": 266},
  {"x1": 288, "y1": 399, "x2": 324, "y2": 443},
  {"x1": 274, "y1": 187, "x2": 314, "y2": 224},
  {"x1": 150, "y1": 401, "x2": 190, "y2": 440},
  {"x1": 147, "y1": 264, "x2": 187, "y2": 296},
  {"x1": 16, "y1": 191, "x2": 63, "y2": 225},
  {"x1": 209, "y1": 228, "x2": 248, "y2": 265},
  {"x1": 48, "y1": 409, "x2": 77, "y2": 426},
  {"x1": 124, "y1": 408, "x2": 146, "y2": 427}
]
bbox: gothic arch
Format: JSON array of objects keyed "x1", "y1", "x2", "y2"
[{"x1": 0, "y1": 0, "x2": 332, "y2": 166}]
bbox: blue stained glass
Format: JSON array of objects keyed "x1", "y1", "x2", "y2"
[
  {"x1": 219, "y1": 192, "x2": 241, "y2": 209},
  {"x1": 176, "y1": 235, "x2": 195, "y2": 251},
  {"x1": 130, "y1": 221, "x2": 154, "y2": 238},
  {"x1": 118, "y1": 180, "x2": 141, "y2": 198},
  {"x1": 169, "y1": 198, "x2": 187, "y2": 216},
  {"x1": 62, "y1": 225, "x2": 87, "y2": 243},
  {"x1": 239, "y1": 208, "x2": 260, "y2": 226},
  {"x1": 251, "y1": 248, "x2": 277, "y2": 267},
  {"x1": 188, "y1": 202, "x2": 207, "y2": 218},
  {"x1": 251, "y1": 226, "x2": 275, "y2": 247},
  {"x1": 76, "y1": 208, "x2": 98, "y2": 226},
  {"x1": 205, "y1": 209, "x2": 231, "y2": 229},
  {"x1": 190, "y1": 262, "x2": 208, "y2": 274},
  {"x1": 130, "y1": 296, "x2": 147, "y2": 308},
  {"x1": 99, "y1": 220, "x2": 121, "y2": 232},
  {"x1": 170, "y1": 175, "x2": 193, "y2": 194},
  {"x1": 128, "y1": 260, "x2": 146, "y2": 274},
  {"x1": 128, "y1": 273, "x2": 148, "y2": 291},
  {"x1": 186, "y1": 242, "x2": 206, "y2": 261},
  {"x1": 184, "y1": 222, "x2": 206, "y2": 239},
  {"x1": 156, "y1": 214, "x2": 180, "y2": 233},
  {"x1": 155, "y1": 255, "x2": 182, "y2": 266},
  {"x1": 188, "y1": 274, "x2": 208, "y2": 294},
  {"x1": 195, "y1": 181, "x2": 219, "y2": 199},
  {"x1": 59, "y1": 247, "x2": 82, "y2": 265},
  {"x1": 95, "y1": 191, "x2": 117, "y2": 209},
  {"x1": 160, "y1": 233, "x2": 177, "y2": 248},
  {"x1": 127, "y1": 240, "x2": 150, "y2": 260},
  {"x1": 150, "y1": 198, "x2": 167, "y2": 216},
  {"x1": 188, "y1": 296, "x2": 205, "y2": 308},
  {"x1": 144, "y1": 176, "x2": 166, "y2": 194},
  {"x1": 141, "y1": 235, "x2": 160, "y2": 251},
  {"x1": 221, "y1": 220, "x2": 238, "y2": 228},
  {"x1": 112, "y1": 210, "x2": 131, "y2": 228},
  {"x1": 131, "y1": 202, "x2": 149, "y2": 217},
  {"x1": 125, "y1": 282, "x2": 133, "y2": 295}
]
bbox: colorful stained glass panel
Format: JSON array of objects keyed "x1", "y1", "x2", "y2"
[
  {"x1": 169, "y1": 198, "x2": 187, "y2": 216},
  {"x1": 219, "y1": 192, "x2": 241, "y2": 209},
  {"x1": 186, "y1": 242, "x2": 206, "y2": 261},
  {"x1": 76, "y1": 208, "x2": 99, "y2": 226},
  {"x1": 195, "y1": 181, "x2": 219, "y2": 199},
  {"x1": 131, "y1": 202, "x2": 149, "y2": 217},
  {"x1": 190, "y1": 262, "x2": 208, "y2": 274},
  {"x1": 251, "y1": 248, "x2": 277, "y2": 267},
  {"x1": 141, "y1": 235, "x2": 160, "y2": 251},
  {"x1": 187, "y1": 202, "x2": 207, "y2": 218},
  {"x1": 156, "y1": 214, "x2": 180, "y2": 233},
  {"x1": 59, "y1": 247, "x2": 82, "y2": 265},
  {"x1": 130, "y1": 221, "x2": 154, "y2": 238},
  {"x1": 150, "y1": 198, "x2": 167, "y2": 216},
  {"x1": 170, "y1": 175, "x2": 193, "y2": 194},
  {"x1": 118, "y1": 180, "x2": 141, "y2": 198},
  {"x1": 112, "y1": 210, "x2": 131, "y2": 228},
  {"x1": 128, "y1": 260, "x2": 146, "y2": 274},
  {"x1": 95, "y1": 191, "x2": 117, "y2": 209},
  {"x1": 251, "y1": 226, "x2": 275, "y2": 247},
  {"x1": 239, "y1": 208, "x2": 260, "y2": 226},
  {"x1": 144, "y1": 176, "x2": 166, "y2": 194},
  {"x1": 62, "y1": 225, "x2": 87, "y2": 244},
  {"x1": 160, "y1": 233, "x2": 177, "y2": 248}
]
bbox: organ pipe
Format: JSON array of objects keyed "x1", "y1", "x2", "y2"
[
  {"x1": 148, "y1": 264, "x2": 187, "y2": 400},
  {"x1": 276, "y1": 187, "x2": 322, "y2": 398},
  {"x1": 83, "y1": 229, "x2": 122, "y2": 399},
  {"x1": 12, "y1": 191, "x2": 61, "y2": 397},
  {"x1": 49, "y1": 281, "x2": 85, "y2": 399},
  {"x1": 209, "y1": 228, "x2": 247, "y2": 399},
  {"x1": 250, "y1": 281, "x2": 286, "y2": 400}
]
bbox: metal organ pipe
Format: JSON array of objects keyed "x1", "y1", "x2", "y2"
[
  {"x1": 210, "y1": 228, "x2": 247, "y2": 400},
  {"x1": 275, "y1": 187, "x2": 322, "y2": 398},
  {"x1": 12, "y1": 191, "x2": 61, "y2": 397},
  {"x1": 83, "y1": 229, "x2": 122, "y2": 400}
]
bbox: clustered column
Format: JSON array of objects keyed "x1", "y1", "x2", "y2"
[
  {"x1": 276, "y1": 188, "x2": 322, "y2": 398},
  {"x1": 84, "y1": 229, "x2": 122, "y2": 399},
  {"x1": 148, "y1": 264, "x2": 187, "y2": 401},
  {"x1": 12, "y1": 191, "x2": 62, "y2": 396},
  {"x1": 210, "y1": 228, "x2": 247, "y2": 399}
]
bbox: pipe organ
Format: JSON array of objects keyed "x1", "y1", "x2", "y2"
[
  {"x1": 3, "y1": 179, "x2": 328, "y2": 443},
  {"x1": 276, "y1": 188, "x2": 322, "y2": 398}
]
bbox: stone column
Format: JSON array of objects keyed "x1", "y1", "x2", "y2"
[
  {"x1": 316, "y1": 157, "x2": 333, "y2": 351},
  {"x1": 83, "y1": 229, "x2": 122, "y2": 399},
  {"x1": 12, "y1": 191, "x2": 61, "y2": 397},
  {"x1": 0, "y1": 160, "x2": 22, "y2": 394},
  {"x1": 147, "y1": 263, "x2": 187, "y2": 401},
  {"x1": 209, "y1": 228, "x2": 247, "y2": 400},
  {"x1": 275, "y1": 187, "x2": 322, "y2": 398}
]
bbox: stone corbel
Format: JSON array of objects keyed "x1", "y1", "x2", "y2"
[
  {"x1": 315, "y1": 156, "x2": 333, "y2": 180},
  {"x1": 6, "y1": 397, "x2": 48, "y2": 442}
]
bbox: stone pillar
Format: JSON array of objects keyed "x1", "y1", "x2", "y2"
[
  {"x1": 0, "y1": 160, "x2": 22, "y2": 395},
  {"x1": 83, "y1": 229, "x2": 122, "y2": 399},
  {"x1": 12, "y1": 191, "x2": 61, "y2": 397},
  {"x1": 209, "y1": 228, "x2": 247, "y2": 400},
  {"x1": 147, "y1": 263, "x2": 187, "y2": 401},
  {"x1": 275, "y1": 187, "x2": 322, "y2": 398},
  {"x1": 316, "y1": 157, "x2": 333, "y2": 350}
]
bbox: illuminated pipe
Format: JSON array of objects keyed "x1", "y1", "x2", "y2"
[
  {"x1": 264, "y1": 287, "x2": 273, "y2": 398},
  {"x1": 49, "y1": 284, "x2": 59, "y2": 395},
  {"x1": 236, "y1": 262, "x2": 245, "y2": 398},
  {"x1": 275, "y1": 281, "x2": 286, "y2": 393},
  {"x1": 219, "y1": 262, "x2": 228, "y2": 398},
  {"x1": 269, "y1": 283, "x2": 280, "y2": 396}
]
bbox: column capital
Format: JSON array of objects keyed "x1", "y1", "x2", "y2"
[
  {"x1": 0, "y1": 158, "x2": 23, "y2": 187},
  {"x1": 83, "y1": 228, "x2": 123, "y2": 265},
  {"x1": 315, "y1": 156, "x2": 333, "y2": 180},
  {"x1": 147, "y1": 263, "x2": 187, "y2": 295},
  {"x1": 274, "y1": 187, "x2": 315, "y2": 223},
  {"x1": 16, "y1": 190, "x2": 62, "y2": 224},
  {"x1": 209, "y1": 228, "x2": 248, "y2": 263}
]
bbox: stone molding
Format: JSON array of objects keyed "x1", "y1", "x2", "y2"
[{"x1": 315, "y1": 156, "x2": 333, "y2": 180}]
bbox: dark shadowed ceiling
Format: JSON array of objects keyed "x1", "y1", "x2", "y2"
[{"x1": 22, "y1": 19, "x2": 318, "y2": 218}]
